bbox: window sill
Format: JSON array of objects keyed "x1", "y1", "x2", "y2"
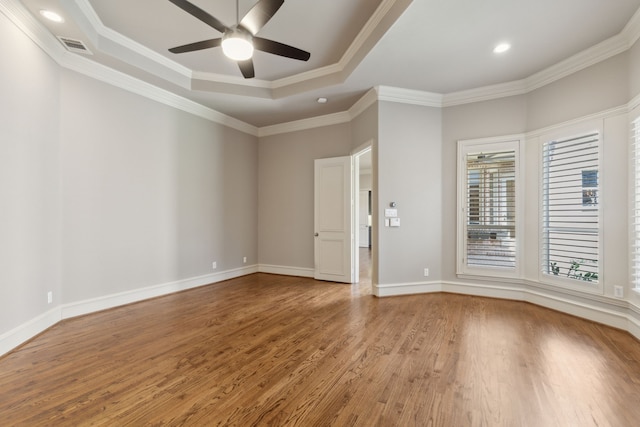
[
  {"x1": 537, "y1": 274, "x2": 603, "y2": 295},
  {"x1": 456, "y1": 273, "x2": 525, "y2": 285}
]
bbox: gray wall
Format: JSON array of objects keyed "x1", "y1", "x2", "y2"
[
  {"x1": 629, "y1": 41, "x2": 640, "y2": 101},
  {"x1": 377, "y1": 102, "x2": 442, "y2": 285},
  {"x1": 351, "y1": 102, "x2": 378, "y2": 151},
  {"x1": 0, "y1": 11, "x2": 61, "y2": 332},
  {"x1": 258, "y1": 123, "x2": 352, "y2": 270},
  {"x1": 0, "y1": 13, "x2": 258, "y2": 339},
  {"x1": 527, "y1": 52, "x2": 629, "y2": 131},
  {"x1": 59, "y1": 71, "x2": 258, "y2": 303}
]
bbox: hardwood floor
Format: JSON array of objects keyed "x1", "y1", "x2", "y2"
[{"x1": 1, "y1": 272, "x2": 640, "y2": 426}]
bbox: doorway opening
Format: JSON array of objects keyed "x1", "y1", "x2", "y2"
[{"x1": 354, "y1": 146, "x2": 372, "y2": 285}]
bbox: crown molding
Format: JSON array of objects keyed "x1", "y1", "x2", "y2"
[
  {"x1": 376, "y1": 86, "x2": 443, "y2": 107},
  {"x1": 623, "y1": 5, "x2": 640, "y2": 46},
  {"x1": 1, "y1": 0, "x2": 258, "y2": 136},
  {"x1": 72, "y1": 0, "x2": 192, "y2": 81},
  {"x1": 337, "y1": 0, "x2": 411, "y2": 73},
  {"x1": 271, "y1": 62, "x2": 344, "y2": 90},
  {"x1": 631, "y1": 93, "x2": 640, "y2": 113},
  {"x1": 192, "y1": 70, "x2": 272, "y2": 89},
  {"x1": 349, "y1": 88, "x2": 378, "y2": 119},
  {"x1": 258, "y1": 111, "x2": 351, "y2": 137},
  {"x1": 442, "y1": 80, "x2": 528, "y2": 107},
  {"x1": 0, "y1": 0, "x2": 65, "y2": 62},
  {"x1": 4, "y1": 0, "x2": 640, "y2": 137},
  {"x1": 442, "y1": 35, "x2": 631, "y2": 107},
  {"x1": 64, "y1": 53, "x2": 259, "y2": 135},
  {"x1": 526, "y1": 33, "x2": 630, "y2": 93},
  {"x1": 65, "y1": 0, "x2": 411, "y2": 100},
  {"x1": 442, "y1": 14, "x2": 640, "y2": 107},
  {"x1": 258, "y1": 88, "x2": 380, "y2": 137}
]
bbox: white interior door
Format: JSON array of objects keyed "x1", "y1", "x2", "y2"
[{"x1": 314, "y1": 156, "x2": 353, "y2": 283}]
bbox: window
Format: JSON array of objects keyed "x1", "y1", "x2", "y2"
[
  {"x1": 541, "y1": 131, "x2": 600, "y2": 287},
  {"x1": 632, "y1": 116, "x2": 640, "y2": 290},
  {"x1": 457, "y1": 137, "x2": 522, "y2": 278},
  {"x1": 581, "y1": 170, "x2": 598, "y2": 206}
]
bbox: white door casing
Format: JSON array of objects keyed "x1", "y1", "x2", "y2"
[
  {"x1": 314, "y1": 156, "x2": 353, "y2": 283},
  {"x1": 359, "y1": 191, "x2": 370, "y2": 247}
]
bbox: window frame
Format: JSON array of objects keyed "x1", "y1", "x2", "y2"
[
  {"x1": 538, "y1": 122, "x2": 604, "y2": 294},
  {"x1": 457, "y1": 135, "x2": 524, "y2": 280},
  {"x1": 631, "y1": 110, "x2": 640, "y2": 294}
]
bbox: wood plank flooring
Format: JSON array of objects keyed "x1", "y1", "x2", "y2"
[{"x1": 1, "y1": 268, "x2": 640, "y2": 425}]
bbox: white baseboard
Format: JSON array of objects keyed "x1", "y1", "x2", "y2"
[
  {"x1": 628, "y1": 316, "x2": 640, "y2": 341},
  {"x1": 4, "y1": 269, "x2": 638, "y2": 358},
  {"x1": 62, "y1": 265, "x2": 258, "y2": 319},
  {"x1": 0, "y1": 307, "x2": 61, "y2": 357},
  {"x1": 443, "y1": 280, "x2": 526, "y2": 301},
  {"x1": 374, "y1": 281, "x2": 441, "y2": 297},
  {"x1": 258, "y1": 264, "x2": 314, "y2": 278},
  {"x1": 0, "y1": 265, "x2": 258, "y2": 357},
  {"x1": 628, "y1": 303, "x2": 640, "y2": 341},
  {"x1": 524, "y1": 289, "x2": 630, "y2": 331},
  {"x1": 377, "y1": 278, "x2": 639, "y2": 340}
]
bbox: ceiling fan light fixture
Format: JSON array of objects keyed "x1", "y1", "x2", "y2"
[{"x1": 222, "y1": 29, "x2": 254, "y2": 61}]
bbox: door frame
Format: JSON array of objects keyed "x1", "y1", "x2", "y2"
[{"x1": 352, "y1": 143, "x2": 373, "y2": 284}]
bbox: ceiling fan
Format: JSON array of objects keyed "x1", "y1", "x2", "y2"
[{"x1": 167, "y1": 0, "x2": 311, "y2": 79}]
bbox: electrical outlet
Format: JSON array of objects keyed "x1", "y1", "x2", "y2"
[
  {"x1": 47, "y1": 291, "x2": 53, "y2": 304},
  {"x1": 212, "y1": 261, "x2": 217, "y2": 270},
  {"x1": 614, "y1": 286, "x2": 624, "y2": 298},
  {"x1": 424, "y1": 268, "x2": 429, "y2": 277},
  {"x1": 243, "y1": 256, "x2": 247, "y2": 264}
]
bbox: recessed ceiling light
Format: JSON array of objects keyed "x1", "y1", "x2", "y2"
[
  {"x1": 317, "y1": 97, "x2": 328, "y2": 104},
  {"x1": 493, "y1": 43, "x2": 511, "y2": 54},
  {"x1": 40, "y1": 10, "x2": 64, "y2": 23}
]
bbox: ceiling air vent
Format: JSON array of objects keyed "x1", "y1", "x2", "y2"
[{"x1": 57, "y1": 36, "x2": 92, "y2": 55}]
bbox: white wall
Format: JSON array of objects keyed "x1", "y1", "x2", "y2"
[{"x1": 0, "y1": 12, "x2": 61, "y2": 336}]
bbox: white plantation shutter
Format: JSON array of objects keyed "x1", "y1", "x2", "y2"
[
  {"x1": 465, "y1": 150, "x2": 517, "y2": 268},
  {"x1": 632, "y1": 118, "x2": 640, "y2": 288},
  {"x1": 542, "y1": 132, "x2": 600, "y2": 282}
]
